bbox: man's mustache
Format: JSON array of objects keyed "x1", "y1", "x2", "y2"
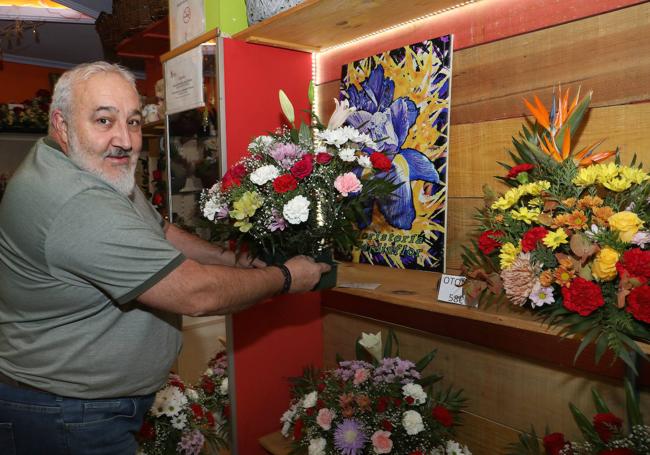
[{"x1": 103, "y1": 148, "x2": 132, "y2": 158}]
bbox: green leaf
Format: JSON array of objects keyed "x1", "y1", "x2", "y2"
[
  {"x1": 279, "y1": 89, "x2": 295, "y2": 126},
  {"x1": 569, "y1": 402, "x2": 600, "y2": 442},
  {"x1": 415, "y1": 348, "x2": 437, "y2": 372},
  {"x1": 574, "y1": 328, "x2": 600, "y2": 364},
  {"x1": 625, "y1": 378, "x2": 643, "y2": 427},
  {"x1": 308, "y1": 80, "x2": 314, "y2": 105},
  {"x1": 591, "y1": 388, "x2": 610, "y2": 414},
  {"x1": 594, "y1": 333, "x2": 609, "y2": 364},
  {"x1": 556, "y1": 91, "x2": 591, "y2": 148},
  {"x1": 419, "y1": 373, "x2": 442, "y2": 387},
  {"x1": 299, "y1": 122, "x2": 311, "y2": 144}
]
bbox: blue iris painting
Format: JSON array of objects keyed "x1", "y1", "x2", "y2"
[{"x1": 341, "y1": 36, "x2": 452, "y2": 271}]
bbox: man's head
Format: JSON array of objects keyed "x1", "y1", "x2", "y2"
[{"x1": 49, "y1": 61, "x2": 143, "y2": 196}]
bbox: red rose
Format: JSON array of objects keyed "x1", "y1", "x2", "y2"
[
  {"x1": 432, "y1": 405, "x2": 454, "y2": 427},
  {"x1": 393, "y1": 398, "x2": 402, "y2": 407},
  {"x1": 522, "y1": 226, "x2": 549, "y2": 252},
  {"x1": 206, "y1": 412, "x2": 215, "y2": 427},
  {"x1": 626, "y1": 285, "x2": 650, "y2": 323},
  {"x1": 543, "y1": 432, "x2": 567, "y2": 455},
  {"x1": 381, "y1": 419, "x2": 393, "y2": 431},
  {"x1": 316, "y1": 399, "x2": 325, "y2": 409},
  {"x1": 562, "y1": 277, "x2": 605, "y2": 316},
  {"x1": 273, "y1": 174, "x2": 298, "y2": 193},
  {"x1": 405, "y1": 396, "x2": 414, "y2": 405},
  {"x1": 317, "y1": 382, "x2": 326, "y2": 392},
  {"x1": 619, "y1": 248, "x2": 650, "y2": 280},
  {"x1": 593, "y1": 412, "x2": 623, "y2": 443},
  {"x1": 599, "y1": 449, "x2": 634, "y2": 455},
  {"x1": 190, "y1": 403, "x2": 204, "y2": 419},
  {"x1": 230, "y1": 163, "x2": 247, "y2": 179},
  {"x1": 290, "y1": 155, "x2": 313, "y2": 179},
  {"x1": 376, "y1": 396, "x2": 389, "y2": 413},
  {"x1": 293, "y1": 418, "x2": 304, "y2": 440},
  {"x1": 169, "y1": 378, "x2": 185, "y2": 391},
  {"x1": 478, "y1": 230, "x2": 505, "y2": 254},
  {"x1": 316, "y1": 152, "x2": 333, "y2": 165},
  {"x1": 201, "y1": 377, "x2": 215, "y2": 394},
  {"x1": 152, "y1": 192, "x2": 164, "y2": 206},
  {"x1": 138, "y1": 420, "x2": 156, "y2": 440},
  {"x1": 221, "y1": 172, "x2": 241, "y2": 191},
  {"x1": 152, "y1": 169, "x2": 162, "y2": 181},
  {"x1": 507, "y1": 163, "x2": 534, "y2": 178},
  {"x1": 370, "y1": 152, "x2": 392, "y2": 172}
]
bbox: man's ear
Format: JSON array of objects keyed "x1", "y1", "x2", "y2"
[{"x1": 51, "y1": 109, "x2": 69, "y2": 151}]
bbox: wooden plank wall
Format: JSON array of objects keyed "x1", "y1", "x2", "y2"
[{"x1": 317, "y1": 3, "x2": 650, "y2": 454}]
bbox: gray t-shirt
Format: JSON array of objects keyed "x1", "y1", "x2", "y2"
[{"x1": 0, "y1": 138, "x2": 185, "y2": 399}]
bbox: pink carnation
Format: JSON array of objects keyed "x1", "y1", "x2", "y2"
[
  {"x1": 316, "y1": 408, "x2": 334, "y2": 430},
  {"x1": 353, "y1": 368, "x2": 369, "y2": 385},
  {"x1": 371, "y1": 430, "x2": 393, "y2": 454},
  {"x1": 334, "y1": 172, "x2": 362, "y2": 197}
]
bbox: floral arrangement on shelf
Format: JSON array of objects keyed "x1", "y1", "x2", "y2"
[
  {"x1": 506, "y1": 380, "x2": 649, "y2": 455},
  {"x1": 461, "y1": 87, "x2": 650, "y2": 371},
  {"x1": 199, "y1": 85, "x2": 396, "y2": 263},
  {"x1": 0, "y1": 89, "x2": 50, "y2": 133},
  {"x1": 280, "y1": 330, "x2": 471, "y2": 455},
  {"x1": 137, "y1": 351, "x2": 230, "y2": 455}
]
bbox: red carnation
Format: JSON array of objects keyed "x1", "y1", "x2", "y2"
[
  {"x1": 190, "y1": 403, "x2": 204, "y2": 419},
  {"x1": 626, "y1": 285, "x2": 650, "y2": 323},
  {"x1": 376, "y1": 396, "x2": 389, "y2": 413},
  {"x1": 381, "y1": 419, "x2": 393, "y2": 431},
  {"x1": 221, "y1": 172, "x2": 241, "y2": 191},
  {"x1": 393, "y1": 398, "x2": 402, "y2": 407},
  {"x1": 599, "y1": 449, "x2": 634, "y2": 455},
  {"x1": 201, "y1": 377, "x2": 215, "y2": 394},
  {"x1": 370, "y1": 152, "x2": 392, "y2": 171},
  {"x1": 619, "y1": 248, "x2": 650, "y2": 280},
  {"x1": 293, "y1": 418, "x2": 304, "y2": 440},
  {"x1": 291, "y1": 155, "x2": 313, "y2": 179},
  {"x1": 405, "y1": 396, "x2": 414, "y2": 405},
  {"x1": 230, "y1": 163, "x2": 247, "y2": 179},
  {"x1": 138, "y1": 420, "x2": 156, "y2": 440},
  {"x1": 273, "y1": 174, "x2": 298, "y2": 193},
  {"x1": 507, "y1": 163, "x2": 534, "y2": 179},
  {"x1": 522, "y1": 226, "x2": 549, "y2": 252},
  {"x1": 432, "y1": 405, "x2": 454, "y2": 427},
  {"x1": 152, "y1": 192, "x2": 164, "y2": 206},
  {"x1": 561, "y1": 277, "x2": 605, "y2": 316},
  {"x1": 206, "y1": 412, "x2": 215, "y2": 427},
  {"x1": 316, "y1": 152, "x2": 333, "y2": 165},
  {"x1": 317, "y1": 382, "x2": 326, "y2": 392},
  {"x1": 478, "y1": 230, "x2": 505, "y2": 254},
  {"x1": 593, "y1": 412, "x2": 623, "y2": 443},
  {"x1": 543, "y1": 432, "x2": 567, "y2": 455},
  {"x1": 169, "y1": 378, "x2": 185, "y2": 391},
  {"x1": 316, "y1": 399, "x2": 325, "y2": 409}
]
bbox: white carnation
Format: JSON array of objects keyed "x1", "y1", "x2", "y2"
[
  {"x1": 339, "y1": 147, "x2": 356, "y2": 162},
  {"x1": 202, "y1": 199, "x2": 220, "y2": 220},
  {"x1": 316, "y1": 128, "x2": 349, "y2": 147},
  {"x1": 308, "y1": 437, "x2": 327, "y2": 455},
  {"x1": 248, "y1": 135, "x2": 274, "y2": 151},
  {"x1": 219, "y1": 378, "x2": 228, "y2": 396},
  {"x1": 445, "y1": 440, "x2": 472, "y2": 455},
  {"x1": 150, "y1": 386, "x2": 188, "y2": 417},
  {"x1": 357, "y1": 155, "x2": 372, "y2": 168},
  {"x1": 302, "y1": 391, "x2": 318, "y2": 408},
  {"x1": 402, "y1": 410, "x2": 424, "y2": 435},
  {"x1": 280, "y1": 402, "x2": 300, "y2": 437},
  {"x1": 186, "y1": 388, "x2": 199, "y2": 400},
  {"x1": 283, "y1": 195, "x2": 310, "y2": 224},
  {"x1": 250, "y1": 165, "x2": 280, "y2": 185},
  {"x1": 402, "y1": 383, "x2": 427, "y2": 405}
]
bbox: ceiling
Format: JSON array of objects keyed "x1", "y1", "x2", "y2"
[{"x1": 0, "y1": 0, "x2": 148, "y2": 75}]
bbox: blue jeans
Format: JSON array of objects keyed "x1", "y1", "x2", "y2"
[{"x1": 0, "y1": 383, "x2": 154, "y2": 455}]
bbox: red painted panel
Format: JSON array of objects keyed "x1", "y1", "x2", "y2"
[
  {"x1": 317, "y1": 0, "x2": 644, "y2": 83},
  {"x1": 222, "y1": 38, "x2": 318, "y2": 454}
]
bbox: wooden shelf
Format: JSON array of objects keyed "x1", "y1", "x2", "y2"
[
  {"x1": 116, "y1": 18, "x2": 169, "y2": 59},
  {"x1": 233, "y1": 0, "x2": 467, "y2": 52},
  {"x1": 331, "y1": 262, "x2": 650, "y2": 355},
  {"x1": 259, "y1": 431, "x2": 292, "y2": 455},
  {"x1": 141, "y1": 119, "x2": 165, "y2": 138}
]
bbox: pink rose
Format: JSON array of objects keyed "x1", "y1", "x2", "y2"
[
  {"x1": 334, "y1": 172, "x2": 362, "y2": 197},
  {"x1": 353, "y1": 368, "x2": 369, "y2": 385},
  {"x1": 371, "y1": 430, "x2": 393, "y2": 454},
  {"x1": 316, "y1": 408, "x2": 334, "y2": 430}
]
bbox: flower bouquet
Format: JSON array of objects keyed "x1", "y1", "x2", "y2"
[
  {"x1": 200, "y1": 86, "x2": 396, "y2": 287},
  {"x1": 461, "y1": 87, "x2": 650, "y2": 371},
  {"x1": 0, "y1": 89, "x2": 50, "y2": 133},
  {"x1": 137, "y1": 351, "x2": 230, "y2": 455},
  {"x1": 506, "y1": 380, "x2": 649, "y2": 455},
  {"x1": 280, "y1": 330, "x2": 470, "y2": 454}
]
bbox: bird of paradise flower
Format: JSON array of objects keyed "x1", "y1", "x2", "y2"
[{"x1": 341, "y1": 37, "x2": 452, "y2": 270}]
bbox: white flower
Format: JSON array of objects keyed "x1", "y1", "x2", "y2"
[
  {"x1": 327, "y1": 98, "x2": 356, "y2": 130},
  {"x1": 283, "y1": 195, "x2": 310, "y2": 224},
  {"x1": 302, "y1": 391, "x2": 318, "y2": 408},
  {"x1": 446, "y1": 440, "x2": 472, "y2": 455},
  {"x1": 248, "y1": 135, "x2": 274, "y2": 151},
  {"x1": 170, "y1": 412, "x2": 188, "y2": 430},
  {"x1": 357, "y1": 154, "x2": 372, "y2": 168},
  {"x1": 202, "y1": 199, "x2": 220, "y2": 220},
  {"x1": 358, "y1": 331, "x2": 382, "y2": 362},
  {"x1": 219, "y1": 378, "x2": 228, "y2": 396},
  {"x1": 250, "y1": 165, "x2": 280, "y2": 185},
  {"x1": 402, "y1": 383, "x2": 427, "y2": 405},
  {"x1": 186, "y1": 388, "x2": 199, "y2": 400},
  {"x1": 150, "y1": 385, "x2": 188, "y2": 417},
  {"x1": 339, "y1": 147, "x2": 357, "y2": 162},
  {"x1": 280, "y1": 402, "x2": 299, "y2": 437},
  {"x1": 402, "y1": 410, "x2": 424, "y2": 435},
  {"x1": 308, "y1": 437, "x2": 327, "y2": 455}
]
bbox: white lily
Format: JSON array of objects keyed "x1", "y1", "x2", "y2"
[
  {"x1": 327, "y1": 98, "x2": 356, "y2": 130},
  {"x1": 358, "y1": 331, "x2": 382, "y2": 362}
]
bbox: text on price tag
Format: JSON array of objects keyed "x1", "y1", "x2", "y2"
[{"x1": 437, "y1": 274, "x2": 467, "y2": 305}]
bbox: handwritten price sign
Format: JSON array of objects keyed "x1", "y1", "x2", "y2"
[{"x1": 437, "y1": 274, "x2": 468, "y2": 306}]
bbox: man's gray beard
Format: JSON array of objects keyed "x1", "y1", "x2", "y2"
[{"x1": 67, "y1": 131, "x2": 136, "y2": 197}]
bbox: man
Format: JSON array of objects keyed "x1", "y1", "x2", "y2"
[{"x1": 0, "y1": 61, "x2": 328, "y2": 454}]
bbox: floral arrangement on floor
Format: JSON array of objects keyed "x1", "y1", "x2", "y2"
[
  {"x1": 137, "y1": 350, "x2": 230, "y2": 455},
  {"x1": 0, "y1": 89, "x2": 50, "y2": 133},
  {"x1": 506, "y1": 380, "x2": 649, "y2": 455},
  {"x1": 280, "y1": 330, "x2": 471, "y2": 455},
  {"x1": 199, "y1": 86, "x2": 396, "y2": 262},
  {"x1": 461, "y1": 87, "x2": 650, "y2": 371}
]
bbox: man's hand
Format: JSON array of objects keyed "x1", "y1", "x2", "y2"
[{"x1": 284, "y1": 255, "x2": 331, "y2": 293}]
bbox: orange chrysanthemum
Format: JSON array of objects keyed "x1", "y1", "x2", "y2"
[
  {"x1": 577, "y1": 195, "x2": 603, "y2": 210},
  {"x1": 554, "y1": 267, "x2": 576, "y2": 287}
]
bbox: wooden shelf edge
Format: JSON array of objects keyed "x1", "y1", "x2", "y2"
[{"x1": 259, "y1": 431, "x2": 292, "y2": 455}]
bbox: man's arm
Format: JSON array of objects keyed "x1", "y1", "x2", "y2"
[
  {"x1": 163, "y1": 221, "x2": 264, "y2": 268},
  {"x1": 137, "y1": 255, "x2": 329, "y2": 316}
]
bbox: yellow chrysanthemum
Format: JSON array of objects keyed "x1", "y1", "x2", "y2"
[
  {"x1": 573, "y1": 166, "x2": 599, "y2": 186},
  {"x1": 522, "y1": 180, "x2": 551, "y2": 196},
  {"x1": 234, "y1": 220, "x2": 253, "y2": 232},
  {"x1": 528, "y1": 197, "x2": 544, "y2": 207},
  {"x1": 595, "y1": 163, "x2": 620, "y2": 184},
  {"x1": 491, "y1": 187, "x2": 524, "y2": 211},
  {"x1": 510, "y1": 207, "x2": 541, "y2": 224},
  {"x1": 499, "y1": 242, "x2": 521, "y2": 270},
  {"x1": 603, "y1": 177, "x2": 632, "y2": 192},
  {"x1": 230, "y1": 191, "x2": 263, "y2": 220},
  {"x1": 543, "y1": 228, "x2": 569, "y2": 250},
  {"x1": 619, "y1": 166, "x2": 649, "y2": 184}
]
